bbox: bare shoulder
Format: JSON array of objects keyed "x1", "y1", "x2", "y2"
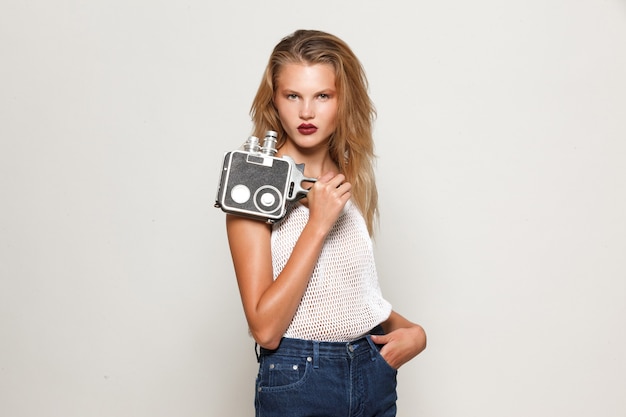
[
  {"x1": 225, "y1": 215, "x2": 273, "y2": 270},
  {"x1": 226, "y1": 214, "x2": 272, "y2": 243}
]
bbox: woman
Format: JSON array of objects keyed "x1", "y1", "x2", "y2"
[{"x1": 225, "y1": 29, "x2": 426, "y2": 416}]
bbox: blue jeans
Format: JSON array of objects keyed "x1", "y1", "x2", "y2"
[{"x1": 255, "y1": 326, "x2": 398, "y2": 417}]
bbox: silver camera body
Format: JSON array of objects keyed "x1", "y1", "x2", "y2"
[{"x1": 214, "y1": 131, "x2": 316, "y2": 223}]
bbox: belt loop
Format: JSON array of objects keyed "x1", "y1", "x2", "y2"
[
  {"x1": 255, "y1": 342, "x2": 260, "y2": 363},
  {"x1": 365, "y1": 335, "x2": 378, "y2": 362},
  {"x1": 313, "y1": 341, "x2": 320, "y2": 369}
]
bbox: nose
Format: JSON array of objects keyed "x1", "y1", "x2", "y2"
[{"x1": 299, "y1": 100, "x2": 314, "y2": 120}]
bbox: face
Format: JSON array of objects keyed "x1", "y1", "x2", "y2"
[{"x1": 274, "y1": 63, "x2": 338, "y2": 154}]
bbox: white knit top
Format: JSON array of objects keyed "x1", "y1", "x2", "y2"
[{"x1": 271, "y1": 200, "x2": 392, "y2": 342}]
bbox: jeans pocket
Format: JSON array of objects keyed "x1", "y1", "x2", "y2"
[
  {"x1": 257, "y1": 355, "x2": 311, "y2": 392},
  {"x1": 368, "y1": 337, "x2": 399, "y2": 374}
]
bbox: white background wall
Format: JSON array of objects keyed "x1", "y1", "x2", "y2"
[{"x1": 1, "y1": 1, "x2": 625, "y2": 416}]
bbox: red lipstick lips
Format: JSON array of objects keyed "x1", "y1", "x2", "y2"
[{"x1": 297, "y1": 124, "x2": 318, "y2": 135}]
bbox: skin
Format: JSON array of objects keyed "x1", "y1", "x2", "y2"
[{"x1": 227, "y1": 63, "x2": 426, "y2": 368}]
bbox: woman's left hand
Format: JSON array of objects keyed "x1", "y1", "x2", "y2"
[{"x1": 370, "y1": 316, "x2": 427, "y2": 369}]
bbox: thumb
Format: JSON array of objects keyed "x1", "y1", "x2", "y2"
[{"x1": 370, "y1": 334, "x2": 390, "y2": 345}]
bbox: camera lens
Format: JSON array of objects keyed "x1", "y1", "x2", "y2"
[
  {"x1": 243, "y1": 136, "x2": 260, "y2": 153},
  {"x1": 261, "y1": 131, "x2": 278, "y2": 156}
]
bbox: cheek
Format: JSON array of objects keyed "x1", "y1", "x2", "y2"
[
  {"x1": 278, "y1": 118, "x2": 290, "y2": 132},
  {"x1": 275, "y1": 101, "x2": 293, "y2": 121},
  {"x1": 326, "y1": 105, "x2": 339, "y2": 127},
  {"x1": 276, "y1": 108, "x2": 294, "y2": 133}
]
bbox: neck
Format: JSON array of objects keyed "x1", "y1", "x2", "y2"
[{"x1": 278, "y1": 143, "x2": 339, "y2": 178}]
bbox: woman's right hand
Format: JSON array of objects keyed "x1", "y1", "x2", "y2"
[{"x1": 305, "y1": 172, "x2": 352, "y2": 236}]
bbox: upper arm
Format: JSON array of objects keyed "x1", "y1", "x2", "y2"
[{"x1": 225, "y1": 215, "x2": 274, "y2": 323}]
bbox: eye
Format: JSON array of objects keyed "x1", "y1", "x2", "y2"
[
  {"x1": 287, "y1": 94, "x2": 299, "y2": 100},
  {"x1": 318, "y1": 93, "x2": 332, "y2": 100}
]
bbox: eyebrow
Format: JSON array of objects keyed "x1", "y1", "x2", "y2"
[{"x1": 278, "y1": 88, "x2": 336, "y2": 95}]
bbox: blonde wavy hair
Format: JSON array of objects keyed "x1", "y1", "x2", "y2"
[{"x1": 250, "y1": 29, "x2": 379, "y2": 235}]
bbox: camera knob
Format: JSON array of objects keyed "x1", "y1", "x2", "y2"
[{"x1": 259, "y1": 192, "x2": 276, "y2": 207}]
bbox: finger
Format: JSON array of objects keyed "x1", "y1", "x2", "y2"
[
  {"x1": 327, "y1": 173, "x2": 347, "y2": 189},
  {"x1": 316, "y1": 171, "x2": 343, "y2": 185},
  {"x1": 336, "y1": 181, "x2": 351, "y2": 194},
  {"x1": 317, "y1": 171, "x2": 337, "y2": 183}
]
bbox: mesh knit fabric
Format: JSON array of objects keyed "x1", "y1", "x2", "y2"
[{"x1": 271, "y1": 200, "x2": 392, "y2": 342}]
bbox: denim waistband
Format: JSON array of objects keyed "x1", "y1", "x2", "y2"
[{"x1": 257, "y1": 325, "x2": 385, "y2": 367}]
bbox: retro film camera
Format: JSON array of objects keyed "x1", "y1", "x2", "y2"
[{"x1": 214, "y1": 131, "x2": 316, "y2": 223}]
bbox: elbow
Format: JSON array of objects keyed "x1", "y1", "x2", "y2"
[
  {"x1": 250, "y1": 328, "x2": 283, "y2": 351},
  {"x1": 258, "y1": 338, "x2": 282, "y2": 351},
  {"x1": 415, "y1": 324, "x2": 427, "y2": 354}
]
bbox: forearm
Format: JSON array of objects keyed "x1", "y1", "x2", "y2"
[
  {"x1": 229, "y1": 173, "x2": 351, "y2": 349},
  {"x1": 380, "y1": 310, "x2": 419, "y2": 333}
]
